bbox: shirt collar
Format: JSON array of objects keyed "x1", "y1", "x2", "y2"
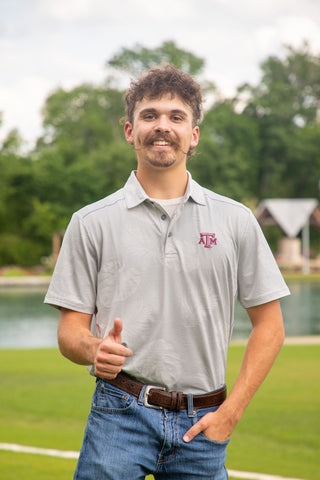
[
  {"x1": 124, "y1": 170, "x2": 206, "y2": 209},
  {"x1": 184, "y1": 172, "x2": 206, "y2": 206},
  {"x1": 124, "y1": 171, "x2": 149, "y2": 209}
]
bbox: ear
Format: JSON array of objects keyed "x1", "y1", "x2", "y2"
[
  {"x1": 124, "y1": 122, "x2": 134, "y2": 144},
  {"x1": 190, "y1": 126, "x2": 200, "y2": 148}
]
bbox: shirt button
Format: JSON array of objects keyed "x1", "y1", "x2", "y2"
[
  {"x1": 168, "y1": 232, "x2": 172, "y2": 237},
  {"x1": 161, "y1": 214, "x2": 167, "y2": 220}
]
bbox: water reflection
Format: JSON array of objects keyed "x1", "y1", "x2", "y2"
[
  {"x1": 233, "y1": 280, "x2": 320, "y2": 339},
  {"x1": 0, "y1": 281, "x2": 319, "y2": 349},
  {"x1": 0, "y1": 288, "x2": 59, "y2": 349}
]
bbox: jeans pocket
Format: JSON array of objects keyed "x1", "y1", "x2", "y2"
[
  {"x1": 92, "y1": 379, "x2": 135, "y2": 413},
  {"x1": 195, "y1": 405, "x2": 230, "y2": 446},
  {"x1": 199, "y1": 432, "x2": 230, "y2": 446}
]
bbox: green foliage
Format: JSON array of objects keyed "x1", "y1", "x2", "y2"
[
  {"x1": 243, "y1": 42, "x2": 320, "y2": 126},
  {"x1": 239, "y1": 42, "x2": 320, "y2": 198},
  {"x1": 190, "y1": 101, "x2": 260, "y2": 199},
  {"x1": 1, "y1": 129, "x2": 24, "y2": 155},
  {"x1": 0, "y1": 152, "x2": 34, "y2": 232},
  {"x1": 39, "y1": 84, "x2": 125, "y2": 153},
  {"x1": 0, "y1": 41, "x2": 319, "y2": 267},
  {"x1": 0, "y1": 234, "x2": 44, "y2": 267},
  {"x1": 23, "y1": 199, "x2": 65, "y2": 242},
  {"x1": 108, "y1": 40, "x2": 205, "y2": 76}
]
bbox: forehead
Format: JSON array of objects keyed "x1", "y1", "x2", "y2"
[{"x1": 133, "y1": 93, "x2": 193, "y2": 118}]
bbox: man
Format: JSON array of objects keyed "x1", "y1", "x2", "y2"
[{"x1": 45, "y1": 64, "x2": 290, "y2": 479}]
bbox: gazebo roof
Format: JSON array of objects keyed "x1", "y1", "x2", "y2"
[{"x1": 256, "y1": 199, "x2": 320, "y2": 237}]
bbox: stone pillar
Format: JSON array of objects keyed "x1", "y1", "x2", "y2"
[{"x1": 278, "y1": 237, "x2": 303, "y2": 268}]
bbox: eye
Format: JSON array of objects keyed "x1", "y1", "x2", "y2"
[
  {"x1": 171, "y1": 114, "x2": 185, "y2": 122},
  {"x1": 143, "y1": 113, "x2": 157, "y2": 120}
]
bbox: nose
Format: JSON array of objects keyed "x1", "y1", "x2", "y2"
[{"x1": 154, "y1": 115, "x2": 171, "y2": 133}]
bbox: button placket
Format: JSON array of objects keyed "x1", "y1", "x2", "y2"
[
  {"x1": 152, "y1": 206, "x2": 170, "y2": 250},
  {"x1": 151, "y1": 202, "x2": 180, "y2": 253},
  {"x1": 164, "y1": 217, "x2": 176, "y2": 256}
]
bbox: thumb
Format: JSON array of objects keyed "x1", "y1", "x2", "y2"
[{"x1": 106, "y1": 317, "x2": 123, "y2": 344}]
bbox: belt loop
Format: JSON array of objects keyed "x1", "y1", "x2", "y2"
[
  {"x1": 138, "y1": 385, "x2": 147, "y2": 406},
  {"x1": 187, "y1": 394, "x2": 196, "y2": 418}
]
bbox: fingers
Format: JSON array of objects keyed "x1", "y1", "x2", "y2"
[
  {"x1": 183, "y1": 411, "x2": 232, "y2": 443},
  {"x1": 94, "y1": 350, "x2": 127, "y2": 378},
  {"x1": 183, "y1": 412, "x2": 213, "y2": 443},
  {"x1": 94, "y1": 346, "x2": 131, "y2": 379},
  {"x1": 183, "y1": 418, "x2": 206, "y2": 443},
  {"x1": 98, "y1": 340, "x2": 132, "y2": 360},
  {"x1": 94, "y1": 317, "x2": 133, "y2": 379}
]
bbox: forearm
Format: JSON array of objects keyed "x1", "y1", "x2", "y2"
[
  {"x1": 220, "y1": 308, "x2": 285, "y2": 426},
  {"x1": 57, "y1": 310, "x2": 133, "y2": 380},
  {"x1": 183, "y1": 299, "x2": 285, "y2": 443},
  {"x1": 57, "y1": 309, "x2": 101, "y2": 366}
]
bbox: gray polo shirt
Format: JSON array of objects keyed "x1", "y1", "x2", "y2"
[{"x1": 45, "y1": 171, "x2": 290, "y2": 394}]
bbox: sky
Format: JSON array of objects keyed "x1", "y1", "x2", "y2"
[{"x1": 1, "y1": 0, "x2": 320, "y2": 150}]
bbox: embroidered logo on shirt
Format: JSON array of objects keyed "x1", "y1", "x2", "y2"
[{"x1": 198, "y1": 233, "x2": 217, "y2": 248}]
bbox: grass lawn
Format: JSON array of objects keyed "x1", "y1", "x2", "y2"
[
  {"x1": 0, "y1": 345, "x2": 319, "y2": 480},
  {"x1": 225, "y1": 344, "x2": 320, "y2": 479}
]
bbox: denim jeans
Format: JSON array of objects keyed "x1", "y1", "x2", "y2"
[{"x1": 74, "y1": 378, "x2": 229, "y2": 479}]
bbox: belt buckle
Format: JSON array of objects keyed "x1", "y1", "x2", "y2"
[{"x1": 143, "y1": 385, "x2": 166, "y2": 409}]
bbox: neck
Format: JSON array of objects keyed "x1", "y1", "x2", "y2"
[{"x1": 136, "y1": 164, "x2": 188, "y2": 199}]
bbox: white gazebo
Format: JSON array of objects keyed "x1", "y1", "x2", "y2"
[{"x1": 256, "y1": 199, "x2": 320, "y2": 274}]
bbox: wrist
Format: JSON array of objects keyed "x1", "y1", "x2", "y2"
[
  {"x1": 218, "y1": 397, "x2": 244, "y2": 428},
  {"x1": 88, "y1": 335, "x2": 103, "y2": 365}
]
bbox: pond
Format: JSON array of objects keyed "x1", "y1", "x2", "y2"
[
  {"x1": 0, "y1": 280, "x2": 319, "y2": 349},
  {"x1": 233, "y1": 280, "x2": 320, "y2": 339}
]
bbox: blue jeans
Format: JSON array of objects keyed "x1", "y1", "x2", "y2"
[{"x1": 74, "y1": 378, "x2": 229, "y2": 479}]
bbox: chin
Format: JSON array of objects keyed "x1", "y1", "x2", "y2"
[
  {"x1": 146, "y1": 154, "x2": 177, "y2": 168},
  {"x1": 149, "y1": 161, "x2": 176, "y2": 168}
]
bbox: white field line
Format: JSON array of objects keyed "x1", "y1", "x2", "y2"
[
  {"x1": 0, "y1": 443, "x2": 307, "y2": 480},
  {"x1": 228, "y1": 469, "x2": 306, "y2": 480},
  {"x1": 0, "y1": 442, "x2": 78, "y2": 459},
  {"x1": 230, "y1": 335, "x2": 320, "y2": 346}
]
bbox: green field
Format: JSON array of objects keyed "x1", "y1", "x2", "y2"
[{"x1": 0, "y1": 345, "x2": 319, "y2": 479}]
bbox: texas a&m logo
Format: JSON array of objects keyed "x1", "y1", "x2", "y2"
[{"x1": 198, "y1": 233, "x2": 217, "y2": 248}]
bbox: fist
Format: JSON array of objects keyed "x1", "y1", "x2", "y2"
[{"x1": 94, "y1": 318, "x2": 132, "y2": 379}]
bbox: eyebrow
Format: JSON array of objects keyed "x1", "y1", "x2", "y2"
[{"x1": 138, "y1": 108, "x2": 188, "y2": 118}]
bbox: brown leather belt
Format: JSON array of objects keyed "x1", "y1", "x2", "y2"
[{"x1": 106, "y1": 372, "x2": 227, "y2": 411}]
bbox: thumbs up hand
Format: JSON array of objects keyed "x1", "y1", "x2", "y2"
[{"x1": 94, "y1": 318, "x2": 133, "y2": 380}]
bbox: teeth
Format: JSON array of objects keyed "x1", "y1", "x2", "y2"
[{"x1": 153, "y1": 141, "x2": 169, "y2": 146}]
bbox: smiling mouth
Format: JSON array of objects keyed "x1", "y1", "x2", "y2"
[
  {"x1": 153, "y1": 140, "x2": 170, "y2": 146},
  {"x1": 142, "y1": 132, "x2": 179, "y2": 150}
]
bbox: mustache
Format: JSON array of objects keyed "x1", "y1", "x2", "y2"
[
  {"x1": 132, "y1": 131, "x2": 192, "y2": 156},
  {"x1": 142, "y1": 132, "x2": 180, "y2": 149}
]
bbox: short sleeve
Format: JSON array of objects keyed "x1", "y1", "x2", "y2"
[
  {"x1": 44, "y1": 213, "x2": 98, "y2": 314},
  {"x1": 237, "y1": 211, "x2": 290, "y2": 308}
]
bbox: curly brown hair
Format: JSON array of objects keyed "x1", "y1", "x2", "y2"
[{"x1": 125, "y1": 64, "x2": 203, "y2": 127}]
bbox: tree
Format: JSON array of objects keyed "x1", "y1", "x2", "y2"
[
  {"x1": 38, "y1": 84, "x2": 125, "y2": 157},
  {"x1": 241, "y1": 42, "x2": 320, "y2": 126},
  {"x1": 2, "y1": 42, "x2": 320, "y2": 268},
  {"x1": 0, "y1": 131, "x2": 34, "y2": 234},
  {"x1": 0, "y1": 127, "x2": 45, "y2": 266},
  {"x1": 107, "y1": 40, "x2": 205, "y2": 77},
  {"x1": 239, "y1": 42, "x2": 320, "y2": 198},
  {"x1": 1, "y1": 128, "x2": 24, "y2": 155},
  {"x1": 285, "y1": 123, "x2": 320, "y2": 197},
  {"x1": 190, "y1": 101, "x2": 260, "y2": 201}
]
